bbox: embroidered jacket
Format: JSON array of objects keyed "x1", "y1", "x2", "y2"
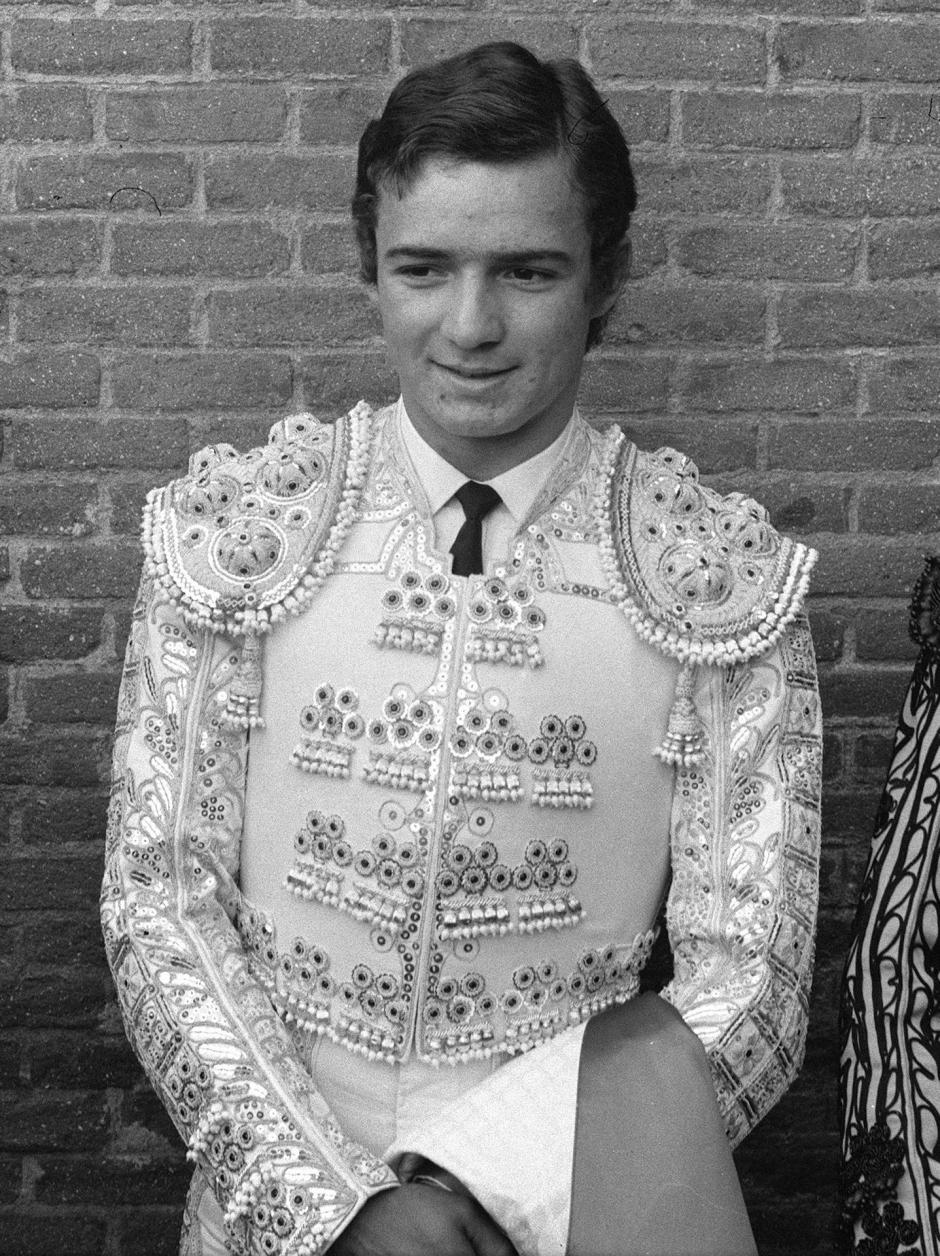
[{"x1": 102, "y1": 402, "x2": 822, "y2": 1256}]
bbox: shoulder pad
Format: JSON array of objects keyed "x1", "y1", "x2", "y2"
[
  {"x1": 143, "y1": 402, "x2": 375, "y2": 636},
  {"x1": 599, "y1": 433, "x2": 816, "y2": 666}
]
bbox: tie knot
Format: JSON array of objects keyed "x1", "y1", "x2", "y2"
[{"x1": 454, "y1": 480, "x2": 501, "y2": 524}]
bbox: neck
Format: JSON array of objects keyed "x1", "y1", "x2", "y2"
[{"x1": 405, "y1": 408, "x2": 574, "y2": 481}]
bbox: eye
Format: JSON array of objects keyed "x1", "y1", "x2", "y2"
[
  {"x1": 506, "y1": 266, "x2": 554, "y2": 286},
  {"x1": 393, "y1": 263, "x2": 445, "y2": 283}
]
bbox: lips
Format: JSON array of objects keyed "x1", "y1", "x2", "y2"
[{"x1": 434, "y1": 362, "x2": 514, "y2": 380}]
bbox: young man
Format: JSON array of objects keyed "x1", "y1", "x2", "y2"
[{"x1": 102, "y1": 43, "x2": 822, "y2": 1256}]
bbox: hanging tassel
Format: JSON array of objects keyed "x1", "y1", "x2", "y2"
[
  {"x1": 220, "y1": 630, "x2": 265, "y2": 730},
  {"x1": 654, "y1": 660, "x2": 704, "y2": 767}
]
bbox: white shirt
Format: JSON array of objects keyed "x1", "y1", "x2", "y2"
[{"x1": 397, "y1": 398, "x2": 575, "y2": 569}]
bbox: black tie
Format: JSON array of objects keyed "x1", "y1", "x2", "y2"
[{"x1": 449, "y1": 481, "x2": 501, "y2": 577}]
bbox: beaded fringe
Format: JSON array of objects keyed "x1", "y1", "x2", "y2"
[
  {"x1": 655, "y1": 661, "x2": 704, "y2": 767},
  {"x1": 219, "y1": 631, "x2": 264, "y2": 730}
]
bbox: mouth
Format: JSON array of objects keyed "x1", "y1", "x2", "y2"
[{"x1": 434, "y1": 362, "x2": 515, "y2": 382}]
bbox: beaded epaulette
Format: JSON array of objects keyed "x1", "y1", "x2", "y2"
[
  {"x1": 142, "y1": 402, "x2": 373, "y2": 728},
  {"x1": 595, "y1": 428, "x2": 817, "y2": 765}
]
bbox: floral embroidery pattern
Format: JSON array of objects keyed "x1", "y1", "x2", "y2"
[
  {"x1": 363, "y1": 689, "x2": 441, "y2": 793},
  {"x1": 839, "y1": 1125, "x2": 920, "y2": 1255}
]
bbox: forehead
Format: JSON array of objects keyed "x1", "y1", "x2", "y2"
[{"x1": 375, "y1": 153, "x2": 590, "y2": 256}]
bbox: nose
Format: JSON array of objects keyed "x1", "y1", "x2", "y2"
[{"x1": 440, "y1": 274, "x2": 503, "y2": 350}]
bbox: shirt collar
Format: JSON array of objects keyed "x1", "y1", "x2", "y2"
[{"x1": 397, "y1": 397, "x2": 577, "y2": 524}]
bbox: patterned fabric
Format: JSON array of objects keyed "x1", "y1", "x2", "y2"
[
  {"x1": 840, "y1": 556, "x2": 940, "y2": 1254},
  {"x1": 102, "y1": 404, "x2": 822, "y2": 1254}
]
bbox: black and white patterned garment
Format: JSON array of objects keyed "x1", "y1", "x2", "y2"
[{"x1": 840, "y1": 556, "x2": 940, "y2": 1255}]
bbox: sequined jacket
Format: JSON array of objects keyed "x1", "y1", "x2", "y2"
[{"x1": 101, "y1": 402, "x2": 822, "y2": 1256}]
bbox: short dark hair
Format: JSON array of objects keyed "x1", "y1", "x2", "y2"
[{"x1": 352, "y1": 42, "x2": 637, "y2": 351}]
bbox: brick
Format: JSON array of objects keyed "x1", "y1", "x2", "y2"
[
  {"x1": 0, "y1": 85, "x2": 91, "y2": 141},
  {"x1": 28, "y1": 1032, "x2": 142, "y2": 1091},
  {"x1": 859, "y1": 483, "x2": 940, "y2": 535},
  {"x1": 0, "y1": 1092, "x2": 109, "y2": 1152},
  {"x1": 628, "y1": 223, "x2": 667, "y2": 279},
  {"x1": 194, "y1": 414, "x2": 279, "y2": 453},
  {"x1": 4, "y1": 969, "x2": 106, "y2": 1029},
  {"x1": 301, "y1": 222, "x2": 361, "y2": 276},
  {"x1": 856, "y1": 607, "x2": 920, "y2": 661},
  {"x1": 634, "y1": 155, "x2": 773, "y2": 214},
  {"x1": 820, "y1": 666, "x2": 912, "y2": 717},
  {"x1": 0, "y1": 217, "x2": 100, "y2": 277},
  {"x1": 677, "y1": 223, "x2": 857, "y2": 280},
  {"x1": 871, "y1": 92, "x2": 940, "y2": 146},
  {"x1": 25, "y1": 671, "x2": 121, "y2": 725},
  {"x1": 812, "y1": 536, "x2": 927, "y2": 597},
  {"x1": 0, "y1": 550, "x2": 9, "y2": 584},
  {"x1": 36, "y1": 1155, "x2": 190, "y2": 1206},
  {"x1": 691, "y1": 0, "x2": 860, "y2": 12},
  {"x1": 577, "y1": 355, "x2": 672, "y2": 413},
  {"x1": 0, "y1": 607, "x2": 103, "y2": 663},
  {"x1": 856, "y1": 730, "x2": 899, "y2": 776},
  {"x1": 0, "y1": 1215, "x2": 106, "y2": 1256},
  {"x1": 401, "y1": 18, "x2": 577, "y2": 67},
  {"x1": 112, "y1": 220, "x2": 290, "y2": 279},
  {"x1": 620, "y1": 418, "x2": 758, "y2": 474},
  {"x1": 0, "y1": 669, "x2": 8, "y2": 725},
  {"x1": 17, "y1": 154, "x2": 194, "y2": 213},
  {"x1": 768, "y1": 418, "x2": 940, "y2": 471},
  {"x1": 683, "y1": 356, "x2": 855, "y2": 413},
  {"x1": 605, "y1": 283, "x2": 764, "y2": 345},
  {"x1": 21, "y1": 545, "x2": 142, "y2": 600},
  {"x1": 808, "y1": 609, "x2": 848, "y2": 664},
  {"x1": 0, "y1": 481, "x2": 96, "y2": 537},
  {"x1": 14, "y1": 417, "x2": 188, "y2": 471},
  {"x1": 782, "y1": 155, "x2": 940, "y2": 217},
  {"x1": 21, "y1": 789, "x2": 109, "y2": 845},
  {"x1": 823, "y1": 729, "x2": 844, "y2": 779},
  {"x1": 110, "y1": 352, "x2": 292, "y2": 412},
  {"x1": 778, "y1": 289, "x2": 940, "y2": 348},
  {"x1": 205, "y1": 153, "x2": 352, "y2": 212},
  {"x1": 868, "y1": 357, "x2": 940, "y2": 411},
  {"x1": 824, "y1": 786, "x2": 891, "y2": 841},
  {"x1": 869, "y1": 222, "x2": 940, "y2": 279},
  {"x1": 598, "y1": 88, "x2": 671, "y2": 145},
  {"x1": 776, "y1": 20, "x2": 940, "y2": 82},
  {"x1": 117, "y1": 1210, "x2": 186, "y2": 1256},
  {"x1": 20, "y1": 914, "x2": 106, "y2": 966},
  {"x1": 106, "y1": 85, "x2": 287, "y2": 143},
  {"x1": 299, "y1": 84, "x2": 388, "y2": 146},
  {"x1": 682, "y1": 90, "x2": 859, "y2": 149},
  {"x1": 740, "y1": 478, "x2": 850, "y2": 533},
  {"x1": 17, "y1": 284, "x2": 192, "y2": 347},
  {"x1": 0, "y1": 351, "x2": 98, "y2": 408},
  {"x1": 0, "y1": 853, "x2": 103, "y2": 913},
  {"x1": 11, "y1": 19, "x2": 192, "y2": 76},
  {"x1": 0, "y1": 1156, "x2": 19, "y2": 1203},
  {"x1": 0, "y1": 731, "x2": 108, "y2": 787},
  {"x1": 301, "y1": 352, "x2": 399, "y2": 411},
  {"x1": 208, "y1": 284, "x2": 380, "y2": 347},
  {"x1": 588, "y1": 19, "x2": 764, "y2": 83},
  {"x1": 210, "y1": 17, "x2": 391, "y2": 77},
  {"x1": 110, "y1": 479, "x2": 155, "y2": 535}
]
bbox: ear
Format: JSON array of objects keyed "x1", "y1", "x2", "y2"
[{"x1": 590, "y1": 236, "x2": 632, "y2": 318}]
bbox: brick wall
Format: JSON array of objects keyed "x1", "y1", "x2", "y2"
[{"x1": 1, "y1": 2, "x2": 936, "y2": 1253}]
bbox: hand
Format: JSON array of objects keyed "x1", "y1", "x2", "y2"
[{"x1": 328, "y1": 1181, "x2": 518, "y2": 1256}]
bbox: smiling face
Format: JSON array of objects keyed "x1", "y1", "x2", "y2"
[{"x1": 374, "y1": 153, "x2": 622, "y2": 480}]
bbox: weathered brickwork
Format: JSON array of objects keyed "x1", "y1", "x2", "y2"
[{"x1": 1, "y1": 3, "x2": 937, "y2": 1252}]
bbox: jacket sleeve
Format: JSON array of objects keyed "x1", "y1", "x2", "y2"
[
  {"x1": 100, "y1": 573, "x2": 396, "y2": 1256},
  {"x1": 660, "y1": 612, "x2": 822, "y2": 1147}
]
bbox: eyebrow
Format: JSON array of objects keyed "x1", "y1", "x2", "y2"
[{"x1": 383, "y1": 246, "x2": 574, "y2": 266}]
